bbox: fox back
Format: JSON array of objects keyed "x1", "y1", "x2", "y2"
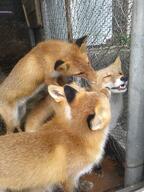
[
  {"x1": 0, "y1": 84, "x2": 111, "y2": 192},
  {"x1": 0, "y1": 37, "x2": 97, "y2": 133},
  {"x1": 0, "y1": 38, "x2": 95, "y2": 103}
]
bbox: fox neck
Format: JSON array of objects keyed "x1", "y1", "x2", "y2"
[{"x1": 69, "y1": 118, "x2": 109, "y2": 141}]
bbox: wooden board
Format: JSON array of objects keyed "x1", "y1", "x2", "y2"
[{"x1": 22, "y1": 0, "x2": 42, "y2": 28}]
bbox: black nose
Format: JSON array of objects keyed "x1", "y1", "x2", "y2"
[{"x1": 120, "y1": 76, "x2": 128, "y2": 82}]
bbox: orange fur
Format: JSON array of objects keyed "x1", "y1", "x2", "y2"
[
  {"x1": 95, "y1": 56, "x2": 124, "y2": 89},
  {"x1": 25, "y1": 57, "x2": 123, "y2": 133},
  {"x1": 0, "y1": 85, "x2": 111, "y2": 192},
  {"x1": 0, "y1": 39, "x2": 96, "y2": 133},
  {"x1": 25, "y1": 82, "x2": 85, "y2": 132},
  {"x1": 25, "y1": 97, "x2": 54, "y2": 133}
]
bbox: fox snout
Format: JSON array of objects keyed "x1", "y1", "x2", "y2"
[{"x1": 120, "y1": 76, "x2": 128, "y2": 82}]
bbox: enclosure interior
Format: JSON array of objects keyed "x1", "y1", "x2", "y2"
[{"x1": 0, "y1": 0, "x2": 132, "y2": 191}]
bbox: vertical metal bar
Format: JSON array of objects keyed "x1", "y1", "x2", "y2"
[
  {"x1": 22, "y1": 3, "x2": 35, "y2": 47},
  {"x1": 64, "y1": 0, "x2": 73, "y2": 41},
  {"x1": 125, "y1": 0, "x2": 144, "y2": 187}
]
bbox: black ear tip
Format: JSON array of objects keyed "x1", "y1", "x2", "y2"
[
  {"x1": 75, "y1": 35, "x2": 88, "y2": 47},
  {"x1": 54, "y1": 60, "x2": 64, "y2": 70},
  {"x1": 64, "y1": 85, "x2": 77, "y2": 103}
]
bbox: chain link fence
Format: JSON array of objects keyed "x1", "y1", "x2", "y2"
[
  {"x1": 40, "y1": 0, "x2": 133, "y2": 71},
  {"x1": 40, "y1": 0, "x2": 133, "y2": 156}
]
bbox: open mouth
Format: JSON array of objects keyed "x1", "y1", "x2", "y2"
[{"x1": 111, "y1": 81, "x2": 128, "y2": 91}]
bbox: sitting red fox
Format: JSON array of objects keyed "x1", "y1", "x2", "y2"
[
  {"x1": 25, "y1": 56, "x2": 127, "y2": 133},
  {"x1": 0, "y1": 84, "x2": 111, "y2": 192},
  {"x1": 0, "y1": 36, "x2": 97, "y2": 133}
]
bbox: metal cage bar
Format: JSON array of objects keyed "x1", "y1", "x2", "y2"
[{"x1": 125, "y1": 0, "x2": 144, "y2": 187}]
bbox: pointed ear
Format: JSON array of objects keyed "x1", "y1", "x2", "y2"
[
  {"x1": 64, "y1": 85, "x2": 78, "y2": 103},
  {"x1": 90, "y1": 116, "x2": 102, "y2": 131},
  {"x1": 91, "y1": 104, "x2": 111, "y2": 131},
  {"x1": 113, "y1": 56, "x2": 122, "y2": 68},
  {"x1": 48, "y1": 85, "x2": 64, "y2": 102},
  {"x1": 80, "y1": 42, "x2": 87, "y2": 54},
  {"x1": 54, "y1": 60, "x2": 70, "y2": 73},
  {"x1": 75, "y1": 35, "x2": 88, "y2": 47},
  {"x1": 87, "y1": 112, "x2": 103, "y2": 131},
  {"x1": 54, "y1": 60, "x2": 64, "y2": 70}
]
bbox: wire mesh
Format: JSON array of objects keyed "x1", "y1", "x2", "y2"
[
  {"x1": 41, "y1": 0, "x2": 133, "y2": 68},
  {"x1": 0, "y1": 0, "x2": 133, "y2": 160},
  {"x1": 41, "y1": 0, "x2": 133, "y2": 153}
]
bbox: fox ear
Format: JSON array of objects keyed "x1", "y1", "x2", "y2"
[
  {"x1": 80, "y1": 42, "x2": 87, "y2": 54},
  {"x1": 113, "y1": 56, "x2": 122, "y2": 68},
  {"x1": 87, "y1": 111, "x2": 103, "y2": 131},
  {"x1": 54, "y1": 60, "x2": 64, "y2": 70},
  {"x1": 48, "y1": 85, "x2": 64, "y2": 102},
  {"x1": 90, "y1": 116, "x2": 103, "y2": 131},
  {"x1": 75, "y1": 35, "x2": 88, "y2": 47},
  {"x1": 54, "y1": 60, "x2": 70, "y2": 73},
  {"x1": 64, "y1": 85, "x2": 78, "y2": 103},
  {"x1": 90, "y1": 105, "x2": 111, "y2": 131}
]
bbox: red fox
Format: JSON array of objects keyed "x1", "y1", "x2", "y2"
[
  {"x1": 94, "y1": 56, "x2": 128, "y2": 130},
  {"x1": 0, "y1": 36, "x2": 97, "y2": 133},
  {"x1": 25, "y1": 82, "x2": 85, "y2": 132},
  {"x1": 0, "y1": 84, "x2": 111, "y2": 192},
  {"x1": 25, "y1": 56, "x2": 127, "y2": 133},
  {"x1": 95, "y1": 56, "x2": 127, "y2": 92}
]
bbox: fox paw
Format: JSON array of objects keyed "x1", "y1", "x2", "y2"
[
  {"x1": 78, "y1": 180, "x2": 94, "y2": 192},
  {"x1": 93, "y1": 164, "x2": 103, "y2": 177}
]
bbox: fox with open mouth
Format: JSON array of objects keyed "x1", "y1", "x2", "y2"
[{"x1": 25, "y1": 56, "x2": 128, "y2": 133}]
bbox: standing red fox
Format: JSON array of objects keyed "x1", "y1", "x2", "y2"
[
  {"x1": 0, "y1": 84, "x2": 111, "y2": 192},
  {"x1": 25, "y1": 56, "x2": 127, "y2": 133},
  {"x1": 0, "y1": 36, "x2": 96, "y2": 133}
]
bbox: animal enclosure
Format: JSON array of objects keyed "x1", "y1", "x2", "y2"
[
  {"x1": 1, "y1": 0, "x2": 144, "y2": 191},
  {"x1": 39, "y1": 0, "x2": 133, "y2": 157}
]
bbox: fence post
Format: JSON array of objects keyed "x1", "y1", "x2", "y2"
[{"x1": 125, "y1": 0, "x2": 144, "y2": 186}]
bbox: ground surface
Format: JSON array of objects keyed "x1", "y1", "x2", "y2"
[{"x1": 80, "y1": 155, "x2": 124, "y2": 192}]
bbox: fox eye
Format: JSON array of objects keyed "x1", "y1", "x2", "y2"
[
  {"x1": 119, "y1": 72, "x2": 123, "y2": 75},
  {"x1": 104, "y1": 74, "x2": 111, "y2": 78}
]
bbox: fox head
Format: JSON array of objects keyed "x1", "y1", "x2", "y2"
[
  {"x1": 50, "y1": 36, "x2": 96, "y2": 83},
  {"x1": 48, "y1": 84, "x2": 111, "y2": 132},
  {"x1": 95, "y1": 57, "x2": 128, "y2": 93}
]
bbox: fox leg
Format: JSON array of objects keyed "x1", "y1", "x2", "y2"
[
  {"x1": 25, "y1": 97, "x2": 54, "y2": 132},
  {"x1": 0, "y1": 189, "x2": 6, "y2": 192},
  {"x1": 0, "y1": 102, "x2": 21, "y2": 134},
  {"x1": 15, "y1": 126, "x2": 23, "y2": 132}
]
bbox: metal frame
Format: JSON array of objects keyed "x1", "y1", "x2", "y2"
[{"x1": 125, "y1": 0, "x2": 144, "y2": 187}]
